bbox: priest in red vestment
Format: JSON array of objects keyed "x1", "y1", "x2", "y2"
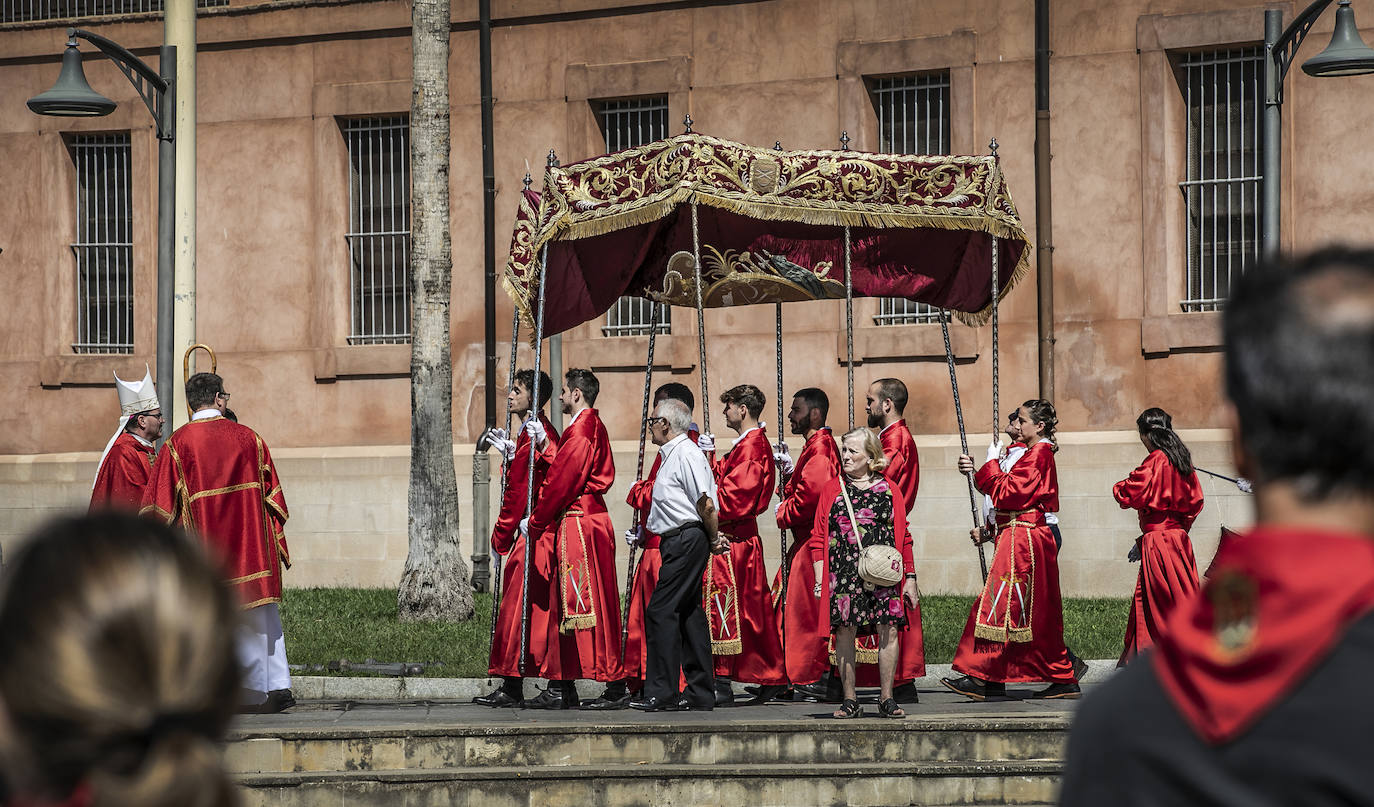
[
  {"x1": 141, "y1": 372, "x2": 294, "y2": 713},
  {"x1": 705, "y1": 384, "x2": 786, "y2": 703},
  {"x1": 519, "y1": 368, "x2": 622, "y2": 708},
  {"x1": 473, "y1": 369, "x2": 560, "y2": 708},
  {"x1": 943, "y1": 400, "x2": 1079, "y2": 700},
  {"x1": 1114, "y1": 407, "x2": 1205, "y2": 666},
  {"x1": 587, "y1": 382, "x2": 699, "y2": 710},
  {"x1": 863, "y1": 378, "x2": 926, "y2": 700},
  {"x1": 90, "y1": 366, "x2": 162, "y2": 512},
  {"x1": 1060, "y1": 247, "x2": 1374, "y2": 805},
  {"x1": 773, "y1": 387, "x2": 840, "y2": 687}
]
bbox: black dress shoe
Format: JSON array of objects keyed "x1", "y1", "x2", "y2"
[
  {"x1": 581, "y1": 692, "x2": 630, "y2": 710},
  {"x1": 892, "y1": 682, "x2": 920, "y2": 704},
  {"x1": 629, "y1": 695, "x2": 681, "y2": 712},
  {"x1": 525, "y1": 687, "x2": 579, "y2": 710},
  {"x1": 474, "y1": 688, "x2": 523, "y2": 708},
  {"x1": 714, "y1": 679, "x2": 735, "y2": 707},
  {"x1": 1069, "y1": 650, "x2": 1089, "y2": 681},
  {"x1": 237, "y1": 689, "x2": 296, "y2": 715},
  {"x1": 744, "y1": 684, "x2": 788, "y2": 705},
  {"x1": 675, "y1": 694, "x2": 714, "y2": 711},
  {"x1": 940, "y1": 675, "x2": 1006, "y2": 702},
  {"x1": 1032, "y1": 682, "x2": 1081, "y2": 700}
]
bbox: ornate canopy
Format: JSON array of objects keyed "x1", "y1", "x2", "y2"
[{"x1": 503, "y1": 132, "x2": 1032, "y2": 337}]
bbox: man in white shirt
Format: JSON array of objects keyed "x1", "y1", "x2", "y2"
[{"x1": 631, "y1": 398, "x2": 723, "y2": 712}]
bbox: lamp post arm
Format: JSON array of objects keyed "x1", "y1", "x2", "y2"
[
  {"x1": 69, "y1": 27, "x2": 173, "y2": 140},
  {"x1": 1267, "y1": 0, "x2": 1335, "y2": 102}
]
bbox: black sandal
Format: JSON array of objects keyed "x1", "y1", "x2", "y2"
[
  {"x1": 832, "y1": 698, "x2": 864, "y2": 719},
  {"x1": 878, "y1": 697, "x2": 906, "y2": 719}
]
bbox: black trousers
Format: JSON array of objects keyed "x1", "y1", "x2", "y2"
[{"x1": 644, "y1": 523, "x2": 714, "y2": 703}]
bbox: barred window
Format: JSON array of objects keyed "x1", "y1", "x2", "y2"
[
  {"x1": 1179, "y1": 48, "x2": 1262, "y2": 312},
  {"x1": 1, "y1": 0, "x2": 226, "y2": 24},
  {"x1": 344, "y1": 116, "x2": 410, "y2": 345},
  {"x1": 594, "y1": 96, "x2": 671, "y2": 337},
  {"x1": 870, "y1": 73, "x2": 950, "y2": 325},
  {"x1": 71, "y1": 133, "x2": 133, "y2": 355}
]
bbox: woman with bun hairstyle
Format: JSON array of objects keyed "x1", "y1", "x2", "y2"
[
  {"x1": 1114, "y1": 407, "x2": 1204, "y2": 666},
  {"x1": 943, "y1": 399, "x2": 1080, "y2": 701},
  {"x1": 0, "y1": 513, "x2": 240, "y2": 807}
]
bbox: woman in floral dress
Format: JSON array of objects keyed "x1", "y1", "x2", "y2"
[{"x1": 813, "y1": 428, "x2": 920, "y2": 718}]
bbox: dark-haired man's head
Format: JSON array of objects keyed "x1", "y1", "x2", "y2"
[
  {"x1": 560, "y1": 368, "x2": 600, "y2": 415},
  {"x1": 186, "y1": 373, "x2": 227, "y2": 414},
  {"x1": 510, "y1": 369, "x2": 554, "y2": 416},
  {"x1": 866, "y1": 378, "x2": 908, "y2": 429},
  {"x1": 720, "y1": 384, "x2": 765, "y2": 434},
  {"x1": 653, "y1": 382, "x2": 695, "y2": 413},
  {"x1": 789, "y1": 387, "x2": 829, "y2": 436},
  {"x1": 1224, "y1": 246, "x2": 1374, "y2": 511}
]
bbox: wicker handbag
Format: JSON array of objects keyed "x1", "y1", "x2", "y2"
[{"x1": 838, "y1": 479, "x2": 904, "y2": 590}]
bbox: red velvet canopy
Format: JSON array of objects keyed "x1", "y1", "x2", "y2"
[{"x1": 504, "y1": 132, "x2": 1032, "y2": 338}]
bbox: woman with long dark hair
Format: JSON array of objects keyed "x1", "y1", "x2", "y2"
[{"x1": 1114, "y1": 407, "x2": 1204, "y2": 665}]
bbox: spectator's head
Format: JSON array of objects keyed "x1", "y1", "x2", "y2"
[
  {"x1": 561, "y1": 368, "x2": 599, "y2": 414},
  {"x1": 840, "y1": 427, "x2": 889, "y2": 478},
  {"x1": 789, "y1": 388, "x2": 830, "y2": 436},
  {"x1": 866, "y1": 378, "x2": 908, "y2": 428},
  {"x1": 185, "y1": 373, "x2": 227, "y2": 414},
  {"x1": 511, "y1": 369, "x2": 554, "y2": 415},
  {"x1": 1019, "y1": 399, "x2": 1059, "y2": 453},
  {"x1": 1224, "y1": 246, "x2": 1374, "y2": 504},
  {"x1": 653, "y1": 382, "x2": 695, "y2": 414},
  {"x1": 720, "y1": 384, "x2": 765, "y2": 432},
  {"x1": 651, "y1": 398, "x2": 692, "y2": 446},
  {"x1": 0, "y1": 514, "x2": 239, "y2": 807}
]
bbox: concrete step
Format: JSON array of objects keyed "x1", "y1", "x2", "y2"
[
  {"x1": 237, "y1": 760, "x2": 1060, "y2": 807},
  {"x1": 228, "y1": 714, "x2": 1069, "y2": 773}
]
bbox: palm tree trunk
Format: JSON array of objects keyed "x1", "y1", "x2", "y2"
[{"x1": 399, "y1": 0, "x2": 474, "y2": 622}]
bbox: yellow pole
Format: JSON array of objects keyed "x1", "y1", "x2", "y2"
[{"x1": 166, "y1": 0, "x2": 196, "y2": 427}]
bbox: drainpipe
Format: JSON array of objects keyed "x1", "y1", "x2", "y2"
[
  {"x1": 1034, "y1": 0, "x2": 1055, "y2": 402},
  {"x1": 472, "y1": 0, "x2": 496, "y2": 592}
]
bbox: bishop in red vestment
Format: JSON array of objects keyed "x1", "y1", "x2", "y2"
[
  {"x1": 707, "y1": 385, "x2": 786, "y2": 693},
  {"x1": 774, "y1": 397, "x2": 840, "y2": 686},
  {"x1": 1114, "y1": 445, "x2": 1205, "y2": 665},
  {"x1": 90, "y1": 366, "x2": 163, "y2": 512},
  {"x1": 521, "y1": 369, "x2": 622, "y2": 706}
]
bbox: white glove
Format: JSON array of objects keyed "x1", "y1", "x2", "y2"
[
  {"x1": 519, "y1": 517, "x2": 530, "y2": 538},
  {"x1": 624, "y1": 526, "x2": 642, "y2": 548},
  {"x1": 495, "y1": 437, "x2": 517, "y2": 463},
  {"x1": 773, "y1": 442, "x2": 794, "y2": 477},
  {"x1": 489, "y1": 427, "x2": 509, "y2": 443},
  {"x1": 1126, "y1": 543, "x2": 1141, "y2": 563},
  {"x1": 697, "y1": 433, "x2": 716, "y2": 453},
  {"x1": 984, "y1": 438, "x2": 1004, "y2": 464},
  {"x1": 1236, "y1": 478, "x2": 1253, "y2": 494},
  {"x1": 524, "y1": 418, "x2": 548, "y2": 449}
]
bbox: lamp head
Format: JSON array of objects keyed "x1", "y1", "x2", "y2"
[
  {"x1": 1302, "y1": 0, "x2": 1374, "y2": 77},
  {"x1": 26, "y1": 41, "x2": 116, "y2": 117}
]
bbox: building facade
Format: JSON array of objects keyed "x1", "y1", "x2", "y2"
[{"x1": 2, "y1": 0, "x2": 1368, "y2": 594}]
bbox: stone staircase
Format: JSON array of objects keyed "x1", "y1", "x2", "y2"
[{"x1": 229, "y1": 705, "x2": 1067, "y2": 806}]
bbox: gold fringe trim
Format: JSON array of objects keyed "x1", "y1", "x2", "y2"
[
  {"x1": 712, "y1": 638, "x2": 743, "y2": 655},
  {"x1": 828, "y1": 639, "x2": 880, "y2": 666},
  {"x1": 561, "y1": 614, "x2": 598, "y2": 633},
  {"x1": 974, "y1": 623, "x2": 1010, "y2": 643}
]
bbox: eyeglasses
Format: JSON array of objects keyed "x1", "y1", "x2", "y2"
[
  {"x1": 217, "y1": 391, "x2": 231, "y2": 401},
  {"x1": 644, "y1": 417, "x2": 667, "y2": 427}
]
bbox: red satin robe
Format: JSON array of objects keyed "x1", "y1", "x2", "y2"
[
  {"x1": 90, "y1": 432, "x2": 155, "y2": 512},
  {"x1": 1114, "y1": 449, "x2": 1205, "y2": 666},
  {"x1": 848, "y1": 419, "x2": 926, "y2": 683},
  {"x1": 773, "y1": 427, "x2": 840, "y2": 684},
  {"x1": 623, "y1": 428, "x2": 698, "y2": 684},
  {"x1": 953, "y1": 441, "x2": 1075, "y2": 684},
  {"x1": 526, "y1": 408, "x2": 623, "y2": 682},
  {"x1": 140, "y1": 416, "x2": 289, "y2": 609},
  {"x1": 487, "y1": 413, "x2": 560, "y2": 678},
  {"x1": 708, "y1": 426, "x2": 786, "y2": 684}
]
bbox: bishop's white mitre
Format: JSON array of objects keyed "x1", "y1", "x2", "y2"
[{"x1": 115, "y1": 366, "x2": 159, "y2": 415}]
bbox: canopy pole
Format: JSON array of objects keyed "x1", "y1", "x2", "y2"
[
  {"x1": 774, "y1": 302, "x2": 789, "y2": 656},
  {"x1": 843, "y1": 226, "x2": 855, "y2": 429},
  {"x1": 692, "y1": 200, "x2": 710, "y2": 435},
  {"x1": 990, "y1": 139, "x2": 1001, "y2": 436},
  {"x1": 941, "y1": 309, "x2": 989, "y2": 582},
  {"x1": 621, "y1": 303, "x2": 659, "y2": 665},
  {"x1": 487, "y1": 309, "x2": 520, "y2": 655}
]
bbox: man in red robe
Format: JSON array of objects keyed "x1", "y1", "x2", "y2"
[
  {"x1": 864, "y1": 378, "x2": 925, "y2": 702},
  {"x1": 1061, "y1": 247, "x2": 1374, "y2": 805},
  {"x1": 585, "y1": 382, "x2": 698, "y2": 710},
  {"x1": 473, "y1": 369, "x2": 560, "y2": 708},
  {"x1": 90, "y1": 366, "x2": 162, "y2": 512},
  {"x1": 703, "y1": 383, "x2": 786, "y2": 704},
  {"x1": 519, "y1": 368, "x2": 622, "y2": 709},
  {"x1": 773, "y1": 387, "x2": 840, "y2": 688},
  {"x1": 141, "y1": 372, "x2": 293, "y2": 713}
]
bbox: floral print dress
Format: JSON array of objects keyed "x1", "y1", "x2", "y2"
[{"x1": 827, "y1": 477, "x2": 908, "y2": 629}]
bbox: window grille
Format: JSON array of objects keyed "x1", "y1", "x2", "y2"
[
  {"x1": 71, "y1": 133, "x2": 133, "y2": 354},
  {"x1": 1, "y1": 0, "x2": 225, "y2": 24},
  {"x1": 1179, "y1": 48, "x2": 1262, "y2": 312},
  {"x1": 870, "y1": 73, "x2": 950, "y2": 325},
  {"x1": 595, "y1": 96, "x2": 671, "y2": 336},
  {"x1": 344, "y1": 116, "x2": 411, "y2": 345}
]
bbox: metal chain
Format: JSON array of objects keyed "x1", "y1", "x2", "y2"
[
  {"x1": 941, "y1": 308, "x2": 988, "y2": 582},
  {"x1": 991, "y1": 231, "x2": 1000, "y2": 436},
  {"x1": 774, "y1": 301, "x2": 789, "y2": 654},
  {"x1": 621, "y1": 303, "x2": 659, "y2": 663},
  {"x1": 692, "y1": 200, "x2": 710, "y2": 435},
  {"x1": 843, "y1": 226, "x2": 855, "y2": 429}
]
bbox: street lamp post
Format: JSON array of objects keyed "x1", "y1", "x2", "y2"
[
  {"x1": 1263, "y1": 0, "x2": 1374, "y2": 257},
  {"x1": 28, "y1": 28, "x2": 176, "y2": 439}
]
